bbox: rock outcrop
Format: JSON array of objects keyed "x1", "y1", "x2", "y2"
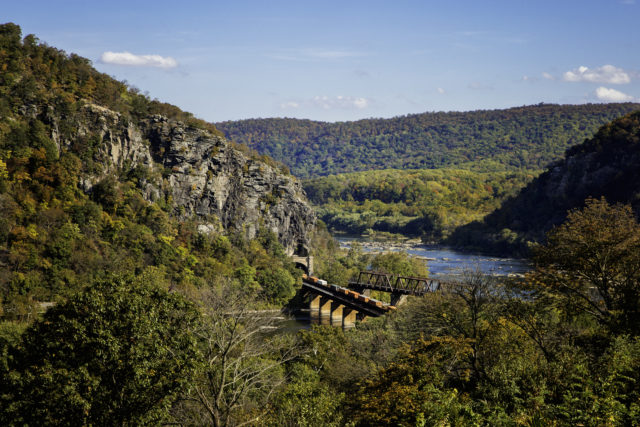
[
  {"x1": 53, "y1": 103, "x2": 316, "y2": 256},
  {"x1": 447, "y1": 110, "x2": 640, "y2": 255}
]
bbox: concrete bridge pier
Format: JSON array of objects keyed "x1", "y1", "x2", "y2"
[
  {"x1": 330, "y1": 302, "x2": 344, "y2": 326},
  {"x1": 308, "y1": 294, "x2": 362, "y2": 329},
  {"x1": 310, "y1": 294, "x2": 321, "y2": 310},
  {"x1": 343, "y1": 308, "x2": 357, "y2": 329},
  {"x1": 320, "y1": 297, "x2": 332, "y2": 325},
  {"x1": 390, "y1": 294, "x2": 408, "y2": 307},
  {"x1": 309, "y1": 294, "x2": 321, "y2": 323}
]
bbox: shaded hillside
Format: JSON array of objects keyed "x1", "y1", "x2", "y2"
[
  {"x1": 447, "y1": 111, "x2": 640, "y2": 255},
  {"x1": 217, "y1": 104, "x2": 640, "y2": 178}
]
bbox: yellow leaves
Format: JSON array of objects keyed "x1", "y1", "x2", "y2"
[
  {"x1": 13, "y1": 170, "x2": 31, "y2": 182},
  {"x1": 159, "y1": 234, "x2": 174, "y2": 245},
  {"x1": 101, "y1": 211, "x2": 114, "y2": 225},
  {"x1": 26, "y1": 224, "x2": 38, "y2": 239},
  {"x1": 176, "y1": 245, "x2": 189, "y2": 259},
  {"x1": 111, "y1": 220, "x2": 125, "y2": 233},
  {"x1": 0, "y1": 158, "x2": 8, "y2": 180},
  {"x1": 33, "y1": 165, "x2": 55, "y2": 183}
]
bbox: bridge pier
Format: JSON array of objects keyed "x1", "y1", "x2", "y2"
[
  {"x1": 330, "y1": 302, "x2": 344, "y2": 326},
  {"x1": 320, "y1": 297, "x2": 332, "y2": 316},
  {"x1": 390, "y1": 294, "x2": 408, "y2": 306},
  {"x1": 343, "y1": 308, "x2": 357, "y2": 329},
  {"x1": 320, "y1": 297, "x2": 332, "y2": 325},
  {"x1": 307, "y1": 294, "x2": 362, "y2": 329},
  {"x1": 309, "y1": 294, "x2": 321, "y2": 323},
  {"x1": 310, "y1": 294, "x2": 321, "y2": 310}
]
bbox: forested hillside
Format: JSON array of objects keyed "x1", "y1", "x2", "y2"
[
  {"x1": 303, "y1": 168, "x2": 535, "y2": 238},
  {"x1": 0, "y1": 23, "x2": 311, "y2": 316},
  {"x1": 448, "y1": 111, "x2": 640, "y2": 255},
  {"x1": 217, "y1": 103, "x2": 640, "y2": 178}
]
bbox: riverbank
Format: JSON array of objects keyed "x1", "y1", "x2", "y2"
[{"x1": 335, "y1": 237, "x2": 529, "y2": 278}]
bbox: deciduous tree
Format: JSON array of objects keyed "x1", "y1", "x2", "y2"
[
  {"x1": 531, "y1": 197, "x2": 640, "y2": 334},
  {"x1": 1, "y1": 275, "x2": 201, "y2": 425}
]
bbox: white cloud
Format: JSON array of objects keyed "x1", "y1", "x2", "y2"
[
  {"x1": 595, "y1": 86, "x2": 635, "y2": 102},
  {"x1": 312, "y1": 95, "x2": 369, "y2": 109},
  {"x1": 280, "y1": 101, "x2": 300, "y2": 109},
  {"x1": 542, "y1": 72, "x2": 555, "y2": 80},
  {"x1": 437, "y1": 87, "x2": 446, "y2": 94},
  {"x1": 563, "y1": 65, "x2": 631, "y2": 84},
  {"x1": 280, "y1": 95, "x2": 371, "y2": 110},
  {"x1": 352, "y1": 97, "x2": 369, "y2": 109},
  {"x1": 100, "y1": 51, "x2": 178, "y2": 68}
]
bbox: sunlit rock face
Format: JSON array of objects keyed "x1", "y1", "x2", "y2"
[{"x1": 55, "y1": 104, "x2": 315, "y2": 256}]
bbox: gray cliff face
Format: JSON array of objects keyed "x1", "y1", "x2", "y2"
[
  {"x1": 56, "y1": 104, "x2": 316, "y2": 256},
  {"x1": 142, "y1": 115, "x2": 315, "y2": 255}
]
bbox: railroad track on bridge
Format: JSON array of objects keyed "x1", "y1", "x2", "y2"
[{"x1": 302, "y1": 274, "x2": 395, "y2": 317}]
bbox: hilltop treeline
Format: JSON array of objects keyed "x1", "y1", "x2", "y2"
[
  {"x1": 0, "y1": 23, "x2": 224, "y2": 135},
  {"x1": 217, "y1": 103, "x2": 640, "y2": 178}
]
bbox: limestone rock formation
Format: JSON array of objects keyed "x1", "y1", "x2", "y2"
[{"x1": 52, "y1": 104, "x2": 316, "y2": 256}]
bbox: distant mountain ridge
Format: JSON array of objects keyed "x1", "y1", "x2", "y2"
[
  {"x1": 447, "y1": 111, "x2": 640, "y2": 255},
  {"x1": 217, "y1": 104, "x2": 640, "y2": 178}
]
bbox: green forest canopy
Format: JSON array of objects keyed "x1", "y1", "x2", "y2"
[
  {"x1": 217, "y1": 103, "x2": 640, "y2": 178},
  {"x1": 303, "y1": 167, "x2": 535, "y2": 238}
]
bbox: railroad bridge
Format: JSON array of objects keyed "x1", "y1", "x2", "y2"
[{"x1": 301, "y1": 271, "x2": 444, "y2": 328}]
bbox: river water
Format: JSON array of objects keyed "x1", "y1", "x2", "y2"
[{"x1": 335, "y1": 237, "x2": 530, "y2": 278}]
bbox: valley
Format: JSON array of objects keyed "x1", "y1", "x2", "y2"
[{"x1": 2, "y1": 18, "x2": 640, "y2": 426}]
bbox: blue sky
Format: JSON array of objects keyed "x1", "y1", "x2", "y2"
[{"x1": 4, "y1": 0, "x2": 640, "y2": 122}]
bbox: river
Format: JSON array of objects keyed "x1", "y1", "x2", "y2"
[{"x1": 335, "y1": 236, "x2": 529, "y2": 278}]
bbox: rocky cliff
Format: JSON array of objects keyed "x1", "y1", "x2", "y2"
[{"x1": 53, "y1": 103, "x2": 316, "y2": 256}]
